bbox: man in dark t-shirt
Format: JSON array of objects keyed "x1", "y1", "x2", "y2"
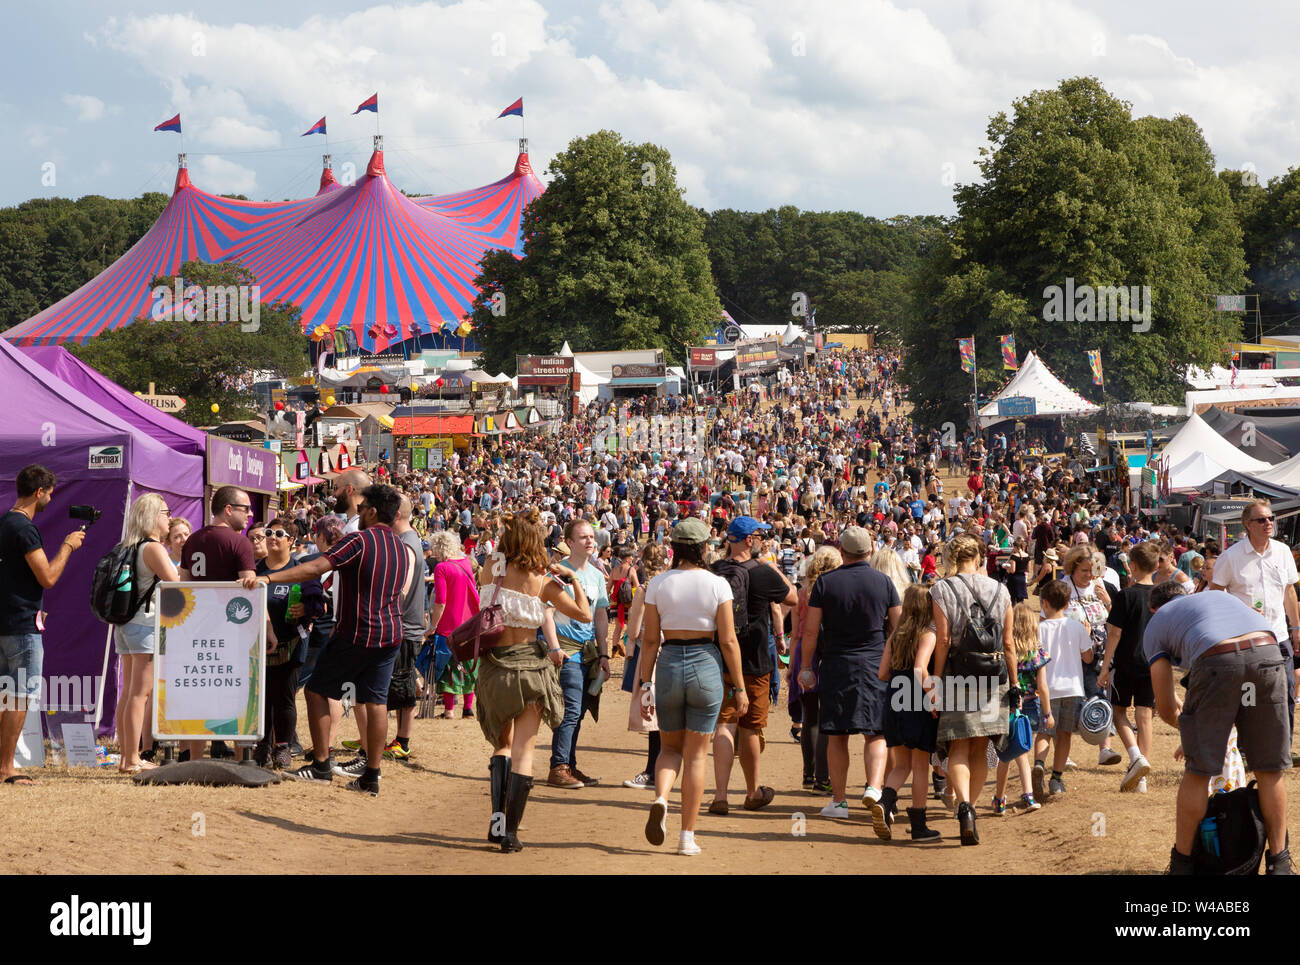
[
  {"x1": 1099, "y1": 540, "x2": 1160, "y2": 795},
  {"x1": 0, "y1": 465, "x2": 84, "y2": 784},
  {"x1": 710, "y1": 516, "x2": 797, "y2": 814}
]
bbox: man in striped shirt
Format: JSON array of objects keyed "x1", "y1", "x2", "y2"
[{"x1": 245, "y1": 484, "x2": 409, "y2": 794}]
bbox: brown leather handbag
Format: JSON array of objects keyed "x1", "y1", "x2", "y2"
[{"x1": 446, "y1": 573, "x2": 507, "y2": 663}]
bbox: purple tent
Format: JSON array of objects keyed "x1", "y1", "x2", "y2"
[
  {"x1": 0, "y1": 339, "x2": 204, "y2": 735},
  {"x1": 22, "y1": 346, "x2": 206, "y2": 459}
]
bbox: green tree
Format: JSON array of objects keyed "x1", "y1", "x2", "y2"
[
  {"x1": 69, "y1": 260, "x2": 308, "y2": 424},
  {"x1": 470, "y1": 131, "x2": 722, "y2": 373},
  {"x1": 907, "y1": 77, "x2": 1245, "y2": 427}
]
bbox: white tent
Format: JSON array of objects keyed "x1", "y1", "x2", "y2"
[
  {"x1": 1246, "y1": 449, "x2": 1300, "y2": 489},
  {"x1": 1160, "y1": 412, "x2": 1270, "y2": 474},
  {"x1": 559, "y1": 341, "x2": 574, "y2": 356},
  {"x1": 978, "y1": 351, "x2": 1100, "y2": 427},
  {"x1": 780, "y1": 322, "x2": 801, "y2": 345},
  {"x1": 1167, "y1": 451, "x2": 1228, "y2": 490},
  {"x1": 573, "y1": 357, "x2": 606, "y2": 405}
]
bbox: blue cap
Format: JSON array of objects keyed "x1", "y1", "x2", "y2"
[{"x1": 727, "y1": 516, "x2": 771, "y2": 540}]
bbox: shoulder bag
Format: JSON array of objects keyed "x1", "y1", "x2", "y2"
[{"x1": 446, "y1": 570, "x2": 507, "y2": 663}]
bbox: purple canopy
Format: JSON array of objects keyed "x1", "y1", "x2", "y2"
[
  {"x1": 22, "y1": 346, "x2": 206, "y2": 457},
  {"x1": 0, "y1": 339, "x2": 204, "y2": 735}
]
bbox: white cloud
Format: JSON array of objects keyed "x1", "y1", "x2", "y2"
[
  {"x1": 63, "y1": 94, "x2": 106, "y2": 122},
  {"x1": 194, "y1": 155, "x2": 258, "y2": 195},
  {"x1": 72, "y1": 0, "x2": 1300, "y2": 216}
]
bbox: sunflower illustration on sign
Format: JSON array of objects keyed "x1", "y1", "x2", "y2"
[{"x1": 158, "y1": 587, "x2": 196, "y2": 627}]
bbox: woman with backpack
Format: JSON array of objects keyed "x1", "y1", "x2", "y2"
[
  {"x1": 113, "y1": 494, "x2": 178, "y2": 773},
  {"x1": 930, "y1": 533, "x2": 1016, "y2": 845}
]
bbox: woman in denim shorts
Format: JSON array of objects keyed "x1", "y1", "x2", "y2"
[
  {"x1": 112, "y1": 494, "x2": 179, "y2": 773},
  {"x1": 637, "y1": 518, "x2": 748, "y2": 855}
]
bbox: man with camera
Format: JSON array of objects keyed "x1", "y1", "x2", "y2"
[{"x1": 0, "y1": 465, "x2": 84, "y2": 784}]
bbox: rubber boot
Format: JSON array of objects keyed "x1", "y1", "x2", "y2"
[
  {"x1": 906, "y1": 807, "x2": 941, "y2": 842},
  {"x1": 501, "y1": 772, "x2": 533, "y2": 854},
  {"x1": 488, "y1": 756, "x2": 510, "y2": 844}
]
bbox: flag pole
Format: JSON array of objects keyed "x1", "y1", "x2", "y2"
[{"x1": 970, "y1": 334, "x2": 978, "y2": 440}]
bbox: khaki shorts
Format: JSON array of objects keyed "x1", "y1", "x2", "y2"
[
  {"x1": 718, "y1": 673, "x2": 771, "y2": 731},
  {"x1": 1179, "y1": 645, "x2": 1293, "y2": 776}
]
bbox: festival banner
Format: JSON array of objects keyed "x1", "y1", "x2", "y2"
[
  {"x1": 1087, "y1": 349, "x2": 1104, "y2": 386},
  {"x1": 1000, "y1": 334, "x2": 1018, "y2": 370},
  {"x1": 153, "y1": 583, "x2": 266, "y2": 741},
  {"x1": 958, "y1": 337, "x2": 975, "y2": 374}
]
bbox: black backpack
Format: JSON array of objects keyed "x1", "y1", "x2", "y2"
[
  {"x1": 945, "y1": 575, "x2": 1006, "y2": 683},
  {"x1": 1191, "y1": 782, "x2": 1267, "y2": 875},
  {"x1": 711, "y1": 558, "x2": 755, "y2": 640},
  {"x1": 90, "y1": 539, "x2": 160, "y2": 626}
]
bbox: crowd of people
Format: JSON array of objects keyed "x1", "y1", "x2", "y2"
[{"x1": 0, "y1": 344, "x2": 1293, "y2": 872}]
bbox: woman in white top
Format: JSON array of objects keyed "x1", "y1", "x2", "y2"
[
  {"x1": 113, "y1": 494, "x2": 179, "y2": 773},
  {"x1": 638, "y1": 517, "x2": 747, "y2": 856}
]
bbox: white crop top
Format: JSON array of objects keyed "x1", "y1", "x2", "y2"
[
  {"x1": 644, "y1": 568, "x2": 733, "y2": 632},
  {"x1": 480, "y1": 583, "x2": 547, "y2": 630}
]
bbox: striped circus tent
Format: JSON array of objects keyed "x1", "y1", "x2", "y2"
[{"x1": 4, "y1": 146, "x2": 544, "y2": 354}]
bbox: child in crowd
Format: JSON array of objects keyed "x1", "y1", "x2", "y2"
[
  {"x1": 993, "y1": 602, "x2": 1051, "y2": 814},
  {"x1": 1032, "y1": 580, "x2": 1093, "y2": 800},
  {"x1": 876, "y1": 584, "x2": 941, "y2": 842}
]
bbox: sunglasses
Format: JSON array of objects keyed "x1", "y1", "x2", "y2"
[
  {"x1": 266, "y1": 529, "x2": 292, "y2": 539},
  {"x1": 1251, "y1": 516, "x2": 1275, "y2": 524}
]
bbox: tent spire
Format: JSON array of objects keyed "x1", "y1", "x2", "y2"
[
  {"x1": 173, "y1": 152, "x2": 191, "y2": 192},
  {"x1": 366, "y1": 136, "x2": 385, "y2": 178}
]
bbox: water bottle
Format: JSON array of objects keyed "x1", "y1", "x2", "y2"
[
  {"x1": 110, "y1": 561, "x2": 134, "y2": 622},
  {"x1": 1199, "y1": 815, "x2": 1220, "y2": 857}
]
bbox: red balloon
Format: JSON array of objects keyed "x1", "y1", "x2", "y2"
[
  {"x1": 379, "y1": 384, "x2": 390, "y2": 394},
  {"x1": 274, "y1": 401, "x2": 285, "y2": 411},
  {"x1": 435, "y1": 378, "x2": 444, "y2": 387}
]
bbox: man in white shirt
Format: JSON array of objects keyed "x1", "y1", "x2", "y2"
[{"x1": 1211, "y1": 499, "x2": 1300, "y2": 691}]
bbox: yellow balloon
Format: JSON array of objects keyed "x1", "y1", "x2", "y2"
[
  {"x1": 210, "y1": 403, "x2": 220, "y2": 414},
  {"x1": 326, "y1": 395, "x2": 336, "y2": 406}
]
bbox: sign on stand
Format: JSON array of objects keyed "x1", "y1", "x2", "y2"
[{"x1": 153, "y1": 583, "x2": 266, "y2": 742}]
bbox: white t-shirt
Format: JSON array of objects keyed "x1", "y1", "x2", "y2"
[
  {"x1": 1038, "y1": 616, "x2": 1093, "y2": 699},
  {"x1": 1213, "y1": 537, "x2": 1299, "y2": 644},
  {"x1": 644, "y1": 568, "x2": 733, "y2": 632}
]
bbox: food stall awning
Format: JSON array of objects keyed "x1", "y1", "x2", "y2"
[{"x1": 390, "y1": 415, "x2": 475, "y2": 436}]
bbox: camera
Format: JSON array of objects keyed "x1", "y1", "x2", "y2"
[{"x1": 69, "y1": 505, "x2": 102, "y2": 530}]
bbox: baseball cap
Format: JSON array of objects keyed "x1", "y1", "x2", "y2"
[
  {"x1": 421, "y1": 539, "x2": 431, "y2": 551},
  {"x1": 671, "y1": 517, "x2": 711, "y2": 544},
  {"x1": 727, "y1": 516, "x2": 771, "y2": 541},
  {"x1": 839, "y1": 526, "x2": 874, "y2": 556}
]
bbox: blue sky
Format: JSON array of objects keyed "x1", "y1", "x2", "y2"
[{"x1": 5, "y1": 0, "x2": 1299, "y2": 216}]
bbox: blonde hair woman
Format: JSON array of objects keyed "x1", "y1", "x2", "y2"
[
  {"x1": 792, "y1": 546, "x2": 842, "y2": 793},
  {"x1": 113, "y1": 494, "x2": 178, "y2": 773},
  {"x1": 929, "y1": 533, "x2": 1015, "y2": 845},
  {"x1": 868, "y1": 547, "x2": 911, "y2": 601},
  {"x1": 165, "y1": 516, "x2": 191, "y2": 566}
]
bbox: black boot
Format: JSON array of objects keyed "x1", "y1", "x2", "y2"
[
  {"x1": 1167, "y1": 847, "x2": 1194, "y2": 875},
  {"x1": 488, "y1": 756, "x2": 510, "y2": 844},
  {"x1": 872, "y1": 787, "x2": 899, "y2": 841},
  {"x1": 957, "y1": 801, "x2": 979, "y2": 846},
  {"x1": 907, "y1": 807, "x2": 941, "y2": 842},
  {"x1": 1266, "y1": 837, "x2": 1294, "y2": 875},
  {"x1": 501, "y1": 772, "x2": 533, "y2": 854}
]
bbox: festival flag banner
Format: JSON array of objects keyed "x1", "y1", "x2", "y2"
[
  {"x1": 498, "y1": 97, "x2": 524, "y2": 118},
  {"x1": 958, "y1": 337, "x2": 975, "y2": 374},
  {"x1": 353, "y1": 93, "x2": 379, "y2": 115},
  {"x1": 154, "y1": 113, "x2": 182, "y2": 133},
  {"x1": 1000, "y1": 334, "x2": 1018, "y2": 370},
  {"x1": 1087, "y1": 349, "x2": 1104, "y2": 386},
  {"x1": 301, "y1": 116, "x2": 327, "y2": 136}
]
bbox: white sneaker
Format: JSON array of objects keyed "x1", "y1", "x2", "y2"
[
  {"x1": 1136, "y1": 777, "x2": 1148, "y2": 793},
  {"x1": 1064, "y1": 757, "x2": 1078, "y2": 770},
  {"x1": 623, "y1": 771, "x2": 653, "y2": 789},
  {"x1": 862, "y1": 786, "x2": 882, "y2": 806},
  {"x1": 1098, "y1": 747, "x2": 1123, "y2": 766},
  {"x1": 820, "y1": 799, "x2": 850, "y2": 818},
  {"x1": 677, "y1": 832, "x2": 701, "y2": 856},
  {"x1": 1120, "y1": 754, "x2": 1150, "y2": 792}
]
